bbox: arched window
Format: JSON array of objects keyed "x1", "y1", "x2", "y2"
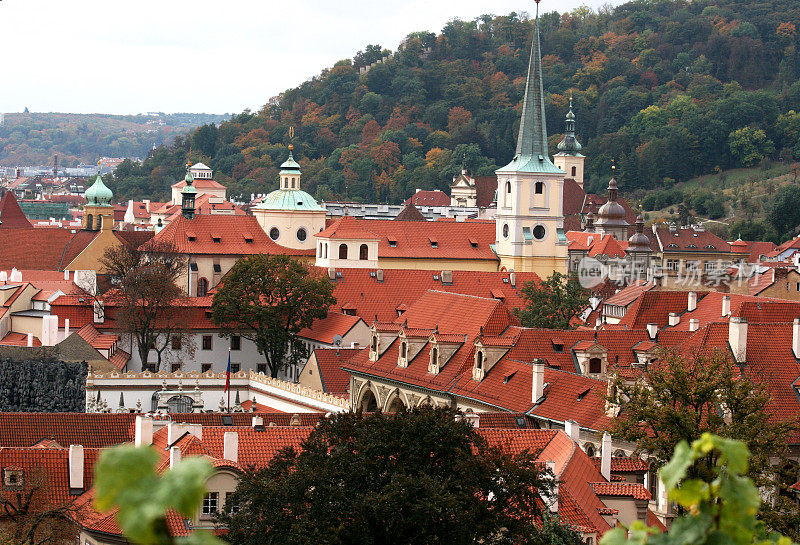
[
  {"x1": 371, "y1": 335, "x2": 378, "y2": 354},
  {"x1": 324, "y1": 243, "x2": 328, "y2": 258},
  {"x1": 571, "y1": 166, "x2": 577, "y2": 177},
  {"x1": 96, "y1": 215, "x2": 103, "y2": 230},
  {"x1": 291, "y1": 177, "x2": 296, "y2": 188},
  {"x1": 360, "y1": 389, "x2": 378, "y2": 412},
  {"x1": 338, "y1": 243, "x2": 348, "y2": 259},
  {"x1": 359, "y1": 244, "x2": 369, "y2": 260},
  {"x1": 504, "y1": 181, "x2": 511, "y2": 207},
  {"x1": 535, "y1": 181, "x2": 544, "y2": 194},
  {"x1": 431, "y1": 347, "x2": 438, "y2": 366},
  {"x1": 167, "y1": 395, "x2": 193, "y2": 413},
  {"x1": 400, "y1": 342, "x2": 407, "y2": 359},
  {"x1": 86, "y1": 214, "x2": 93, "y2": 229},
  {"x1": 197, "y1": 278, "x2": 209, "y2": 297},
  {"x1": 318, "y1": 243, "x2": 322, "y2": 257},
  {"x1": 589, "y1": 357, "x2": 602, "y2": 374},
  {"x1": 584, "y1": 443, "x2": 596, "y2": 457}
]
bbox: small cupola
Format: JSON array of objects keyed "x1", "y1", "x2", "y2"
[
  {"x1": 280, "y1": 144, "x2": 302, "y2": 190},
  {"x1": 181, "y1": 166, "x2": 197, "y2": 220}
]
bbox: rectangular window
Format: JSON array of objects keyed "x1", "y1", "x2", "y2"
[
  {"x1": 666, "y1": 260, "x2": 679, "y2": 271},
  {"x1": 230, "y1": 335, "x2": 241, "y2": 351},
  {"x1": 202, "y1": 335, "x2": 213, "y2": 350},
  {"x1": 685, "y1": 261, "x2": 698, "y2": 272},
  {"x1": 171, "y1": 363, "x2": 181, "y2": 373},
  {"x1": 704, "y1": 261, "x2": 716, "y2": 273},
  {"x1": 202, "y1": 492, "x2": 219, "y2": 515},
  {"x1": 230, "y1": 363, "x2": 240, "y2": 373},
  {"x1": 201, "y1": 363, "x2": 212, "y2": 373},
  {"x1": 171, "y1": 336, "x2": 182, "y2": 350},
  {"x1": 143, "y1": 363, "x2": 157, "y2": 372}
]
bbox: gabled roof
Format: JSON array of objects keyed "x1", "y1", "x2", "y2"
[
  {"x1": 0, "y1": 191, "x2": 33, "y2": 229},
  {"x1": 310, "y1": 348, "x2": 362, "y2": 395},
  {"x1": 0, "y1": 413, "x2": 137, "y2": 448},
  {"x1": 298, "y1": 312, "x2": 363, "y2": 344},
  {"x1": 654, "y1": 226, "x2": 731, "y2": 253},
  {"x1": 0, "y1": 228, "x2": 99, "y2": 271},
  {"x1": 171, "y1": 178, "x2": 225, "y2": 190},
  {"x1": 403, "y1": 190, "x2": 450, "y2": 207},
  {"x1": 316, "y1": 215, "x2": 381, "y2": 240},
  {"x1": 394, "y1": 202, "x2": 427, "y2": 221}
]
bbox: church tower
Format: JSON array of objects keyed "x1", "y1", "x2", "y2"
[
  {"x1": 553, "y1": 96, "x2": 585, "y2": 188},
  {"x1": 495, "y1": 2, "x2": 567, "y2": 276},
  {"x1": 82, "y1": 175, "x2": 114, "y2": 231}
]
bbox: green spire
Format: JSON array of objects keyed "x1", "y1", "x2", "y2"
[{"x1": 498, "y1": 2, "x2": 562, "y2": 174}]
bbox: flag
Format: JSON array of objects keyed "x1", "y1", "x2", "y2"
[{"x1": 224, "y1": 351, "x2": 231, "y2": 393}]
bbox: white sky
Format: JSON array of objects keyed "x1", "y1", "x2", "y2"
[{"x1": 1, "y1": 0, "x2": 614, "y2": 115}]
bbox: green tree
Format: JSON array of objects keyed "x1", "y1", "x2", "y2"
[
  {"x1": 601, "y1": 434, "x2": 794, "y2": 545},
  {"x1": 729, "y1": 127, "x2": 775, "y2": 167},
  {"x1": 94, "y1": 445, "x2": 221, "y2": 545},
  {"x1": 768, "y1": 184, "x2": 800, "y2": 236},
  {"x1": 219, "y1": 407, "x2": 582, "y2": 545},
  {"x1": 515, "y1": 271, "x2": 588, "y2": 330},
  {"x1": 210, "y1": 255, "x2": 335, "y2": 378}
]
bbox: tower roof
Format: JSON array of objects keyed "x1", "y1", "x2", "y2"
[
  {"x1": 181, "y1": 170, "x2": 197, "y2": 196},
  {"x1": 556, "y1": 96, "x2": 583, "y2": 155},
  {"x1": 280, "y1": 145, "x2": 301, "y2": 175},
  {"x1": 84, "y1": 176, "x2": 113, "y2": 206},
  {"x1": 0, "y1": 191, "x2": 33, "y2": 229},
  {"x1": 497, "y1": 5, "x2": 562, "y2": 175}
]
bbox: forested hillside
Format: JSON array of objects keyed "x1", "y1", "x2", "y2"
[
  {"x1": 0, "y1": 112, "x2": 229, "y2": 167},
  {"x1": 110, "y1": 0, "x2": 800, "y2": 205}
]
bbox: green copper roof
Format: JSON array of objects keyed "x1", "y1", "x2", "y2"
[
  {"x1": 181, "y1": 170, "x2": 197, "y2": 195},
  {"x1": 254, "y1": 189, "x2": 324, "y2": 212},
  {"x1": 85, "y1": 175, "x2": 113, "y2": 205},
  {"x1": 280, "y1": 149, "x2": 301, "y2": 175},
  {"x1": 497, "y1": 9, "x2": 563, "y2": 175},
  {"x1": 557, "y1": 96, "x2": 583, "y2": 155}
]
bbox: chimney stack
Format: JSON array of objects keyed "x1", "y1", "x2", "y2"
[
  {"x1": 223, "y1": 431, "x2": 239, "y2": 463},
  {"x1": 668, "y1": 312, "x2": 680, "y2": 327},
  {"x1": 532, "y1": 360, "x2": 545, "y2": 403},
  {"x1": 69, "y1": 444, "x2": 84, "y2": 491},
  {"x1": 64, "y1": 269, "x2": 69, "y2": 280},
  {"x1": 722, "y1": 295, "x2": 731, "y2": 317},
  {"x1": 688, "y1": 291, "x2": 697, "y2": 312},
  {"x1": 509, "y1": 272, "x2": 516, "y2": 288},
  {"x1": 564, "y1": 420, "x2": 580, "y2": 443},
  {"x1": 170, "y1": 446, "x2": 181, "y2": 469},
  {"x1": 252, "y1": 415, "x2": 264, "y2": 428},
  {"x1": 600, "y1": 433, "x2": 612, "y2": 481},
  {"x1": 793, "y1": 318, "x2": 800, "y2": 359},
  {"x1": 689, "y1": 318, "x2": 699, "y2": 332},
  {"x1": 135, "y1": 415, "x2": 154, "y2": 447},
  {"x1": 64, "y1": 318, "x2": 70, "y2": 339},
  {"x1": 646, "y1": 323, "x2": 658, "y2": 340},
  {"x1": 27, "y1": 333, "x2": 33, "y2": 347},
  {"x1": 729, "y1": 317, "x2": 748, "y2": 363}
]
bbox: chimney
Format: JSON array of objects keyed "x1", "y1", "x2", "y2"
[
  {"x1": 545, "y1": 460, "x2": 559, "y2": 513},
  {"x1": 463, "y1": 412, "x2": 480, "y2": 428},
  {"x1": 170, "y1": 446, "x2": 181, "y2": 469},
  {"x1": 668, "y1": 312, "x2": 680, "y2": 327},
  {"x1": 793, "y1": 318, "x2": 800, "y2": 359},
  {"x1": 376, "y1": 269, "x2": 384, "y2": 282},
  {"x1": 223, "y1": 431, "x2": 239, "y2": 462},
  {"x1": 688, "y1": 291, "x2": 697, "y2": 312},
  {"x1": 64, "y1": 269, "x2": 69, "y2": 280},
  {"x1": 252, "y1": 415, "x2": 264, "y2": 428},
  {"x1": 600, "y1": 433, "x2": 612, "y2": 481},
  {"x1": 27, "y1": 333, "x2": 33, "y2": 347},
  {"x1": 69, "y1": 444, "x2": 84, "y2": 491},
  {"x1": 441, "y1": 270, "x2": 453, "y2": 284},
  {"x1": 532, "y1": 360, "x2": 545, "y2": 403},
  {"x1": 729, "y1": 317, "x2": 748, "y2": 363},
  {"x1": 64, "y1": 318, "x2": 70, "y2": 339},
  {"x1": 689, "y1": 318, "x2": 699, "y2": 332},
  {"x1": 722, "y1": 295, "x2": 731, "y2": 317},
  {"x1": 646, "y1": 323, "x2": 658, "y2": 340},
  {"x1": 564, "y1": 420, "x2": 580, "y2": 443},
  {"x1": 328, "y1": 267, "x2": 336, "y2": 280},
  {"x1": 135, "y1": 415, "x2": 154, "y2": 447},
  {"x1": 509, "y1": 272, "x2": 516, "y2": 288}
]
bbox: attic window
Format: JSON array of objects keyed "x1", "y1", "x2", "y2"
[
  {"x1": 221, "y1": 415, "x2": 233, "y2": 426},
  {"x1": 388, "y1": 239, "x2": 397, "y2": 247},
  {"x1": 667, "y1": 243, "x2": 678, "y2": 248},
  {"x1": 242, "y1": 233, "x2": 254, "y2": 243},
  {"x1": 429, "y1": 238, "x2": 438, "y2": 248},
  {"x1": 577, "y1": 388, "x2": 591, "y2": 401},
  {"x1": 186, "y1": 231, "x2": 197, "y2": 242},
  {"x1": 687, "y1": 244, "x2": 697, "y2": 249},
  {"x1": 551, "y1": 340, "x2": 564, "y2": 352},
  {"x1": 503, "y1": 370, "x2": 517, "y2": 384},
  {"x1": 704, "y1": 244, "x2": 716, "y2": 249},
  {"x1": 211, "y1": 233, "x2": 221, "y2": 243},
  {"x1": 469, "y1": 238, "x2": 478, "y2": 248}
]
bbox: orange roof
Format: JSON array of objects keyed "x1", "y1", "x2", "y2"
[
  {"x1": 310, "y1": 348, "x2": 361, "y2": 395},
  {"x1": 590, "y1": 482, "x2": 650, "y2": 501},
  {"x1": 0, "y1": 191, "x2": 33, "y2": 229},
  {"x1": 171, "y1": 178, "x2": 226, "y2": 190},
  {"x1": 150, "y1": 215, "x2": 311, "y2": 256},
  {"x1": 403, "y1": 190, "x2": 450, "y2": 207},
  {"x1": 298, "y1": 312, "x2": 363, "y2": 344},
  {"x1": 316, "y1": 215, "x2": 381, "y2": 240},
  {"x1": 0, "y1": 332, "x2": 41, "y2": 346}
]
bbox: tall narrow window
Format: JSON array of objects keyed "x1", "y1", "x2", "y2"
[
  {"x1": 359, "y1": 244, "x2": 369, "y2": 260},
  {"x1": 339, "y1": 243, "x2": 348, "y2": 259},
  {"x1": 476, "y1": 351, "x2": 484, "y2": 370},
  {"x1": 571, "y1": 166, "x2": 577, "y2": 176},
  {"x1": 535, "y1": 181, "x2": 544, "y2": 194},
  {"x1": 197, "y1": 278, "x2": 209, "y2": 297}
]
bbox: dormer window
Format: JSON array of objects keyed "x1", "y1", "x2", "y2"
[
  {"x1": 589, "y1": 357, "x2": 602, "y2": 374},
  {"x1": 472, "y1": 349, "x2": 486, "y2": 381},
  {"x1": 429, "y1": 238, "x2": 438, "y2": 248},
  {"x1": 388, "y1": 239, "x2": 397, "y2": 247},
  {"x1": 469, "y1": 238, "x2": 478, "y2": 248},
  {"x1": 370, "y1": 334, "x2": 379, "y2": 360},
  {"x1": 687, "y1": 244, "x2": 697, "y2": 249}
]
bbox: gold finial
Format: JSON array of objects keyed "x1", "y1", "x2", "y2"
[
  {"x1": 611, "y1": 159, "x2": 616, "y2": 175},
  {"x1": 288, "y1": 143, "x2": 294, "y2": 152}
]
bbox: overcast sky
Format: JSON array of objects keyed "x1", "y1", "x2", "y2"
[{"x1": 2, "y1": 0, "x2": 615, "y2": 115}]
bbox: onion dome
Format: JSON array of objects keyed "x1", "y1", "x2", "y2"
[
  {"x1": 585, "y1": 211, "x2": 595, "y2": 232},
  {"x1": 597, "y1": 176, "x2": 626, "y2": 222},
  {"x1": 628, "y1": 215, "x2": 651, "y2": 251},
  {"x1": 85, "y1": 175, "x2": 113, "y2": 205},
  {"x1": 181, "y1": 170, "x2": 197, "y2": 196},
  {"x1": 556, "y1": 96, "x2": 582, "y2": 154}
]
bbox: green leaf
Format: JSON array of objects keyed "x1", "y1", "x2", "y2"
[
  {"x1": 159, "y1": 457, "x2": 214, "y2": 517},
  {"x1": 670, "y1": 479, "x2": 710, "y2": 508},
  {"x1": 659, "y1": 440, "x2": 694, "y2": 492}
]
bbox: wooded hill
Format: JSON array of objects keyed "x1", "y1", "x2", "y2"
[
  {"x1": 0, "y1": 112, "x2": 229, "y2": 168},
  {"x1": 109, "y1": 0, "x2": 800, "y2": 205}
]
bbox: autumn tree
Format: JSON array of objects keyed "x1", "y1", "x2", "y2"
[
  {"x1": 210, "y1": 255, "x2": 335, "y2": 378},
  {"x1": 99, "y1": 240, "x2": 191, "y2": 371},
  {"x1": 515, "y1": 272, "x2": 588, "y2": 329},
  {"x1": 219, "y1": 407, "x2": 582, "y2": 545}
]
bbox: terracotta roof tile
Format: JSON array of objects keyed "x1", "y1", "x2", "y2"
[
  {"x1": 0, "y1": 413, "x2": 137, "y2": 448},
  {"x1": 403, "y1": 190, "x2": 450, "y2": 207},
  {"x1": 298, "y1": 312, "x2": 363, "y2": 344},
  {"x1": 310, "y1": 348, "x2": 361, "y2": 394},
  {"x1": 0, "y1": 191, "x2": 34, "y2": 229},
  {"x1": 590, "y1": 482, "x2": 650, "y2": 500},
  {"x1": 0, "y1": 332, "x2": 41, "y2": 346}
]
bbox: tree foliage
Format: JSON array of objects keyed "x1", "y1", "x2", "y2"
[
  {"x1": 99, "y1": 240, "x2": 188, "y2": 371},
  {"x1": 601, "y1": 434, "x2": 794, "y2": 545},
  {"x1": 210, "y1": 255, "x2": 335, "y2": 378},
  {"x1": 219, "y1": 407, "x2": 583, "y2": 545},
  {"x1": 515, "y1": 271, "x2": 588, "y2": 329}
]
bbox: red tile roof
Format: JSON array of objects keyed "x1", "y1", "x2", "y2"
[
  {"x1": 403, "y1": 190, "x2": 451, "y2": 207},
  {"x1": 316, "y1": 215, "x2": 381, "y2": 240},
  {"x1": 172, "y1": 178, "x2": 226, "y2": 190},
  {"x1": 298, "y1": 312, "x2": 363, "y2": 344},
  {"x1": 324, "y1": 268, "x2": 537, "y2": 323},
  {"x1": 0, "y1": 228, "x2": 99, "y2": 270},
  {"x1": 0, "y1": 332, "x2": 41, "y2": 346},
  {"x1": 0, "y1": 191, "x2": 33, "y2": 229},
  {"x1": 0, "y1": 413, "x2": 137, "y2": 448},
  {"x1": 76, "y1": 324, "x2": 119, "y2": 350},
  {"x1": 589, "y1": 482, "x2": 650, "y2": 500},
  {"x1": 150, "y1": 215, "x2": 311, "y2": 256},
  {"x1": 310, "y1": 348, "x2": 361, "y2": 395},
  {"x1": 655, "y1": 226, "x2": 731, "y2": 253}
]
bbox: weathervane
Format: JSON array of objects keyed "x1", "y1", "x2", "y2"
[{"x1": 288, "y1": 126, "x2": 295, "y2": 151}]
